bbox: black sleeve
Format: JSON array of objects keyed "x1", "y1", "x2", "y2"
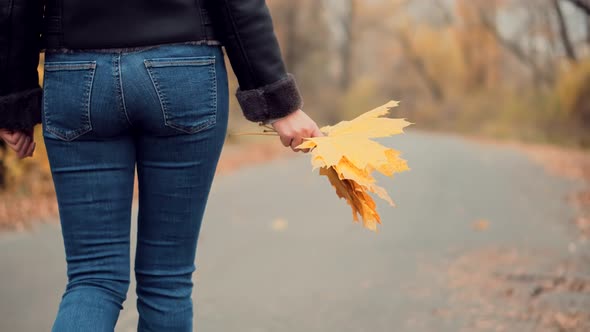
[
  {"x1": 0, "y1": 0, "x2": 43, "y2": 130},
  {"x1": 206, "y1": 0, "x2": 303, "y2": 122}
]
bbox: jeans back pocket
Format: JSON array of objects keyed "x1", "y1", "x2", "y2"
[
  {"x1": 144, "y1": 56, "x2": 217, "y2": 134},
  {"x1": 43, "y1": 61, "x2": 96, "y2": 141}
]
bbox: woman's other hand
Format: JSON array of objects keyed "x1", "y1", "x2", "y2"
[
  {"x1": 0, "y1": 128, "x2": 36, "y2": 159},
  {"x1": 271, "y1": 110, "x2": 323, "y2": 152}
]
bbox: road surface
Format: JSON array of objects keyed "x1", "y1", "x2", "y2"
[{"x1": 1, "y1": 132, "x2": 588, "y2": 331}]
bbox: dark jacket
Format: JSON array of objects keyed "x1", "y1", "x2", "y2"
[{"x1": 0, "y1": 0, "x2": 302, "y2": 130}]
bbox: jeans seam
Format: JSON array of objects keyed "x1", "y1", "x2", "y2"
[
  {"x1": 45, "y1": 62, "x2": 96, "y2": 71},
  {"x1": 117, "y1": 54, "x2": 133, "y2": 126},
  {"x1": 144, "y1": 58, "x2": 215, "y2": 67},
  {"x1": 143, "y1": 60, "x2": 169, "y2": 131},
  {"x1": 211, "y1": 58, "x2": 217, "y2": 118}
]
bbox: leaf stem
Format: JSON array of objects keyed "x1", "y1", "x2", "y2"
[
  {"x1": 259, "y1": 123, "x2": 276, "y2": 131},
  {"x1": 230, "y1": 132, "x2": 279, "y2": 137}
]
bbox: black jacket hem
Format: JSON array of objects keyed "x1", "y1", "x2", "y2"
[
  {"x1": 0, "y1": 88, "x2": 43, "y2": 129},
  {"x1": 236, "y1": 73, "x2": 303, "y2": 122}
]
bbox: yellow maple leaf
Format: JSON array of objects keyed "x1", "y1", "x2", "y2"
[
  {"x1": 320, "y1": 101, "x2": 409, "y2": 138},
  {"x1": 298, "y1": 101, "x2": 411, "y2": 231}
]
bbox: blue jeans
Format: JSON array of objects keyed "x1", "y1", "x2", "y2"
[{"x1": 42, "y1": 44, "x2": 229, "y2": 331}]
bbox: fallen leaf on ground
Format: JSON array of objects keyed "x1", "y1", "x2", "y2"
[
  {"x1": 554, "y1": 312, "x2": 581, "y2": 330},
  {"x1": 472, "y1": 219, "x2": 490, "y2": 231},
  {"x1": 270, "y1": 218, "x2": 288, "y2": 232}
]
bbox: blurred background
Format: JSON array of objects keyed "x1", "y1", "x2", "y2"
[
  {"x1": 265, "y1": 0, "x2": 590, "y2": 144},
  {"x1": 1, "y1": 0, "x2": 590, "y2": 331}
]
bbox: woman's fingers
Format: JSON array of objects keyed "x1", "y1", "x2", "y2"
[
  {"x1": 15, "y1": 134, "x2": 30, "y2": 153},
  {"x1": 290, "y1": 135, "x2": 304, "y2": 152},
  {"x1": 22, "y1": 141, "x2": 36, "y2": 158},
  {"x1": 280, "y1": 134, "x2": 292, "y2": 148},
  {"x1": 271, "y1": 110, "x2": 323, "y2": 153},
  {"x1": 4, "y1": 132, "x2": 25, "y2": 151},
  {"x1": 310, "y1": 126, "x2": 324, "y2": 138},
  {"x1": 15, "y1": 138, "x2": 30, "y2": 159},
  {"x1": 0, "y1": 129, "x2": 20, "y2": 145},
  {"x1": 279, "y1": 125, "x2": 321, "y2": 152},
  {"x1": 0, "y1": 129, "x2": 36, "y2": 159},
  {"x1": 16, "y1": 139, "x2": 35, "y2": 159},
  {"x1": 296, "y1": 126, "x2": 323, "y2": 153}
]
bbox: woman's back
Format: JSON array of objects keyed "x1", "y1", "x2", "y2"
[{"x1": 43, "y1": 0, "x2": 218, "y2": 49}]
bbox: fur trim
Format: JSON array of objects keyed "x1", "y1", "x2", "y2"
[
  {"x1": 236, "y1": 74, "x2": 303, "y2": 122},
  {"x1": 0, "y1": 88, "x2": 43, "y2": 130}
]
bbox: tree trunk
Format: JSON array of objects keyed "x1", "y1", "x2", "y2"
[
  {"x1": 477, "y1": 8, "x2": 555, "y2": 86},
  {"x1": 283, "y1": 3, "x2": 299, "y2": 73},
  {"x1": 553, "y1": 0, "x2": 577, "y2": 61},
  {"x1": 565, "y1": 0, "x2": 590, "y2": 15},
  {"x1": 395, "y1": 30, "x2": 444, "y2": 102},
  {"x1": 339, "y1": 0, "x2": 356, "y2": 91}
]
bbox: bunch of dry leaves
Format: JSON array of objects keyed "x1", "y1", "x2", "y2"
[
  {"x1": 243, "y1": 101, "x2": 412, "y2": 231},
  {"x1": 297, "y1": 101, "x2": 411, "y2": 231}
]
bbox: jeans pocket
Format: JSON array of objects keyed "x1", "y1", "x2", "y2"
[
  {"x1": 43, "y1": 61, "x2": 96, "y2": 141},
  {"x1": 144, "y1": 56, "x2": 217, "y2": 134}
]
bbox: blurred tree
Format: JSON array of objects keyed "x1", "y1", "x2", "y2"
[
  {"x1": 268, "y1": 0, "x2": 336, "y2": 122},
  {"x1": 395, "y1": 28, "x2": 445, "y2": 101},
  {"x1": 562, "y1": 0, "x2": 590, "y2": 46},
  {"x1": 476, "y1": 1, "x2": 556, "y2": 87},
  {"x1": 553, "y1": 0, "x2": 577, "y2": 61},
  {"x1": 454, "y1": 0, "x2": 502, "y2": 91},
  {"x1": 336, "y1": 0, "x2": 358, "y2": 92},
  {"x1": 565, "y1": 0, "x2": 590, "y2": 14}
]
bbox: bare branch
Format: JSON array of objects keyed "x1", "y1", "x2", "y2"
[
  {"x1": 338, "y1": 0, "x2": 357, "y2": 91},
  {"x1": 553, "y1": 0, "x2": 577, "y2": 61},
  {"x1": 565, "y1": 0, "x2": 590, "y2": 15},
  {"x1": 431, "y1": 0, "x2": 454, "y2": 25},
  {"x1": 476, "y1": 7, "x2": 554, "y2": 86},
  {"x1": 393, "y1": 29, "x2": 445, "y2": 101}
]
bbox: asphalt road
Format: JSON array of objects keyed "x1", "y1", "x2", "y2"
[{"x1": 0, "y1": 132, "x2": 587, "y2": 332}]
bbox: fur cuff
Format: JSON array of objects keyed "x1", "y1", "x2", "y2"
[
  {"x1": 0, "y1": 88, "x2": 43, "y2": 129},
  {"x1": 236, "y1": 74, "x2": 303, "y2": 122}
]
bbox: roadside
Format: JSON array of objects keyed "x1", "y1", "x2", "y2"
[{"x1": 437, "y1": 137, "x2": 590, "y2": 331}]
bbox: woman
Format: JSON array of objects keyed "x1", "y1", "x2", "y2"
[{"x1": 0, "y1": 0, "x2": 322, "y2": 330}]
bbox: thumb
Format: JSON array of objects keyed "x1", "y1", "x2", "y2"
[{"x1": 311, "y1": 126, "x2": 324, "y2": 138}]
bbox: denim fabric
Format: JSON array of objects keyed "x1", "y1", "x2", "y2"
[{"x1": 42, "y1": 44, "x2": 229, "y2": 332}]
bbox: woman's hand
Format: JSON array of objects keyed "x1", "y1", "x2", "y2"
[
  {"x1": 0, "y1": 128, "x2": 36, "y2": 159},
  {"x1": 271, "y1": 110, "x2": 323, "y2": 152}
]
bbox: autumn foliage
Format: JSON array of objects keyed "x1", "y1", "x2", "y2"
[{"x1": 298, "y1": 101, "x2": 411, "y2": 231}]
